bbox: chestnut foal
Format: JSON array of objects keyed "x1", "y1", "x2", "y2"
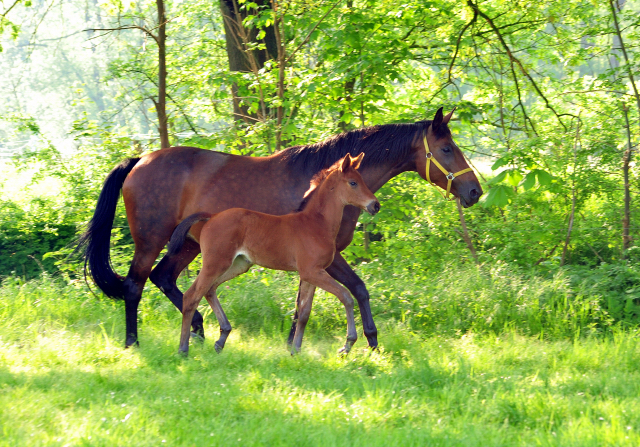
[{"x1": 168, "y1": 154, "x2": 380, "y2": 356}]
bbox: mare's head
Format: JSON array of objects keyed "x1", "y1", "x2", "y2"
[
  {"x1": 414, "y1": 108, "x2": 483, "y2": 207},
  {"x1": 305, "y1": 153, "x2": 380, "y2": 215}
]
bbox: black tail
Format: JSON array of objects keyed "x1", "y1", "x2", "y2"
[
  {"x1": 167, "y1": 212, "x2": 212, "y2": 258},
  {"x1": 77, "y1": 158, "x2": 141, "y2": 299}
]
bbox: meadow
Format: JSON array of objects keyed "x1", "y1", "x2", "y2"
[{"x1": 3, "y1": 264, "x2": 640, "y2": 446}]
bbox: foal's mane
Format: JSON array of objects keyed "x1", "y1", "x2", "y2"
[{"x1": 281, "y1": 121, "x2": 447, "y2": 174}]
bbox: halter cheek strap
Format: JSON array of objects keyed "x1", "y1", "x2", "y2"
[{"x1": 423, "y1": 134, "x2": 473, "y2": 200}]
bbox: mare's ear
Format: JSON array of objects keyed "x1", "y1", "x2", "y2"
[
  {"x1": 340, "y1": 155, "x2": 351, "y2": 172},
  {"x1": 352, "y1": 152, "x2": 365, "y2": 170},
  {"x1": 442, "y1": 107, "x2": 456, "y2": 126},
  {"x1": 432, "y1": 107, "x2": 444, "y2": 132}
]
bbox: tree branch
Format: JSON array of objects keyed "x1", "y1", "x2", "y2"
[
  {"x1": 448, "y1": 11, "x2": 477, "y2": 83},
  {"x1": 285, "y1": 0, "x2": 340, "y2": 64},
  {"x1": 467, "y1": 0, "x2": 571, "y2": 131}
]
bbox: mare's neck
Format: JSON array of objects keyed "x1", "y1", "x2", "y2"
[{"x1": 357, "y1": 153, "x2": 417, "y2": 193}]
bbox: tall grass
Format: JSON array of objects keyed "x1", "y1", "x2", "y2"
[{"x1": 1, "y1": 264, "x2": 640, "y2": 446}]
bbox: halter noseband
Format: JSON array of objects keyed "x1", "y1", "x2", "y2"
[{"x1": 423, "y1": 132, "x2": 473, "y2": 201}]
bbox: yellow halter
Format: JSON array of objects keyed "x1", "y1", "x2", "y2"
[{"x1": 423, "y1": 132, "x2": 474, "y2": 200}]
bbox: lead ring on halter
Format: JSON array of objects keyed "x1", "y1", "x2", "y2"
[{"x1": 423, "y1": 132, "x2": 473, "y2": 201}]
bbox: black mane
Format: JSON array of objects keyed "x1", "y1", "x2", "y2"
[{"x1": 281, "y1": 121, "x2": 444, "y2": 174}]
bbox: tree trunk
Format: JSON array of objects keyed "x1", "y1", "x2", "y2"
[
  {"x1": 219, "y1": 0, "x2": 278, "y2": 122},
  {"x1": 456, "y1": 198, "x2": 478, "y2": 264},
  {"x1": 561, "y1": 121, "x2": 581, "y2": 266},
  {"x1": 155, "y1": 0, "x2": 170, "y2": 149},
  {"x1": 622, "y1": 104, "x2": 632, "y2": 257}
]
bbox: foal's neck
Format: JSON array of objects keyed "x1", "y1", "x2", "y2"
[{"x1": 301, "y1": 173, "x2": 346, "y2": 234}]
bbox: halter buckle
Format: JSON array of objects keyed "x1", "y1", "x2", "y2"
[
  {"x1": 426, "y1": 152, "x2": 433, "y2": 159},
  {"x1": 446, "y1": 172, "x2": 455, "y2": 180}
]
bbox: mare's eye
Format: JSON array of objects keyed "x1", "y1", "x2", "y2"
[
  {"x1": 349, "y1": 181, "x2": 357, "y2": 187},
  {"x1": 442, "y1": 146, "x2": 451, "y2": 153}
]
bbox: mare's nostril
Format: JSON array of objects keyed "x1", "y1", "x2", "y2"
[
  {"x1": 374, "y1": 201, "x2": 380, "y2": 213},
  {"x1": 469, "y1": 188, "x2": 479, "y2": 200}
]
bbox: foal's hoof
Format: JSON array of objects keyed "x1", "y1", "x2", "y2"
[
  {"x1": 214, "y1": 342, "x2": 224, "y2": 354},
  {"x1": 337, "y1": 346, "x2": 351, "y2": 357},
  {"x1": 190, "y1": 331, "x2": 205, "y2": 343}
]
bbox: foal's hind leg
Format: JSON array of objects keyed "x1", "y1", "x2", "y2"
[
  {"x1": 204, "y1": 289, "x2": 231, "y2": 353},
  {"x1": 150, "y1": 237, "x2": 206, "y2": 339},
  {"x1": 203, "y1": 256, "x2": 253, "y2": 353}
]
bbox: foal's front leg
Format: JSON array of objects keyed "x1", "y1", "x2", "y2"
[
  {"x1": 300, "y1": 269, "x2": 358, "y2": 354},
  {"x1": 290, "y1": 280, "x2": 316, "y2": 354}
]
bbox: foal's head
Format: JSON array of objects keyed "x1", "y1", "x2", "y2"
[{"x1": 305, "y1": 153, "x2": 380, "y2": 216}]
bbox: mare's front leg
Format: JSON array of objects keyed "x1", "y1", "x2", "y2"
[
  {"x1": 290, "y1": 281, "x2": 316, "y2": 354},
  {"x1": 149, "y1": 237, "x2": 206, "y2": 340},
  {"x1": 300, "y1": 269, "x2": 357, "y2": 354},
  {"x1": 326, "y1": 253, "x2": 378, "y2": 349}
]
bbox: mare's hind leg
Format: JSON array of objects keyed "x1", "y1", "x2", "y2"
[
  {"x1": 203, "y1": 256, "x2": 253, "y2": 353},
  {"x1": 290, "y1": 280, "x2": 316, "y2": 354},
  {"x1": 149, "y1": 237, "x2": 205, "y2": 339},
  {"x1": 123, "y1": 247, "x2": 163, "y2": 347},
  {"x1": 300, "y1": 269, "x2": 357, "y2": 354}
]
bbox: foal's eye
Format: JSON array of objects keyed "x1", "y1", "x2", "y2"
[
  {"x1": 349, "y1": 181, "x2": 358, "y2": 187},
  {"x1": 442, "y1": 146, "x2": 451, "y2": 153}
]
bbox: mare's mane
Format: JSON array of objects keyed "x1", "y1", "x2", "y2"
[
  {"x1": 281, "y1": 120, "x2": 450, "y2": 175},
  {"x1": 288, "y1": 120, "x2": 451, "y2": 212}
]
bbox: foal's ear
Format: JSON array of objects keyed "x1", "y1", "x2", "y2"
[
  {"x1": 340, "y1": 155, "x2": 351, "y2": 172},
  {"x1": 432, "y1": 107, "x2": 444, "y2": 131},
  {"x1": 352, "y1": 152, "x2": 365, "y2": 170}
]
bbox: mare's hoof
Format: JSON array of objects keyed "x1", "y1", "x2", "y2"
[
  {"x1": 178, "y1": 350, "x2": 189, "y2": 358},
  {"x1": 190, "y1": 331, "x2": 205, "y2": 343},
  {"x1": 124, "y1": 339, "x2": 139, "y2": 349},
  {"x1": 214, "y1": 342, "x2": 224, "y2": 354},
  {"x1": 337, "y1": 346, "x2": 350, "y2": 357}
]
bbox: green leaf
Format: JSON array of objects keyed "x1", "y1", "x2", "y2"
[
  {"x1": 482, "y1": 185, "x2": 514, "y2": 208},
  {"x1": 490, "y1": 170, "x2": 508, "y2": 185},
  {"x1": 506, "y1": 170, "x2": 523, "y2": 188},
  {"x1": 522, "y1": 172, "x2": 536, "y2": 191},
  {"x1": 535, "y1": 169, "x2": 553, "y2": 186},
  {"x1": 491, "y1": 157, "x2": 510, "y2": 171}
]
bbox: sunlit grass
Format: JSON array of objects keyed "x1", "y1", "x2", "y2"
[{"x1": 2, "y1": 275, "x2": 640, "y2": 446}]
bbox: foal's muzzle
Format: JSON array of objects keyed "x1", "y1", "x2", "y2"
[{"x1": 366, "y1": 200, "x2": 381, "y2": 216}]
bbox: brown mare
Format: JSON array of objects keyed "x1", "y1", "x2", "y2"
[
  {"x1": 168, "y1": 154, "x2": 379, "y2": 355},
  {"x1": 79, "y1": 107, "x2": 482, "y2": 349}
]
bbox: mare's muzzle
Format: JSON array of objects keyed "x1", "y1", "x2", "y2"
[{"x1": 367, "y1": 200, "x2": 381, "y2": 216}]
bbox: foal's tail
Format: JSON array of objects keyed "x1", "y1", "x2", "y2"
[
  {"x1": 77, "y1": 158, "x2": 141, "y2": 300},
  {"x1": 167, "y1": 212, "x2": 212, "y2": 258}
]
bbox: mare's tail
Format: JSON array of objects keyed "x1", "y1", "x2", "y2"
[
  {"x1": 167, "y1": 212, "x2": 212, "y2": 258},
  {"x1": 77, "y1": 158, "x2": 141, "y2": 299}
]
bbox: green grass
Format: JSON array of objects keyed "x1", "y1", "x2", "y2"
[{"x1": 2, "y1": 271, "x2": 640, "y2": 446}]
